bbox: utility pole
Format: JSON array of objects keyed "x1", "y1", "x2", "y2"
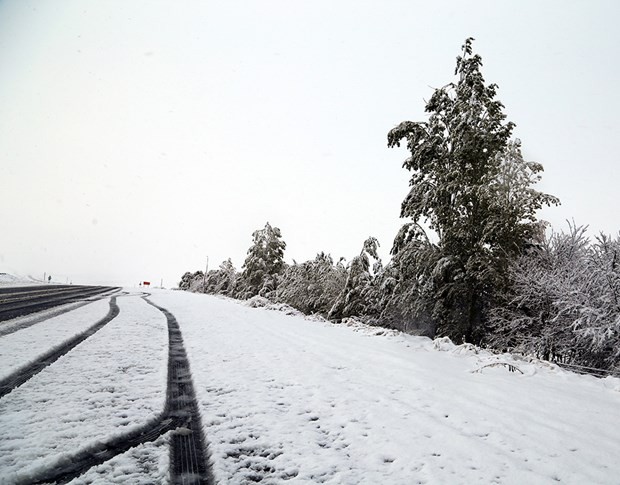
[{"x1": 202, "y1": 256, "x2": 209, "y2": 293}]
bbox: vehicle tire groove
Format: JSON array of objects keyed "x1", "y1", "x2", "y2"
[
  {"x1": 25, "y1": 297, "x2": 214, "y2": 485},
  {"x1": 0, "y1": 289, "x2": 119, "y2": 338},
  {"x1": 0, "y1": 296, "x2": 120, "y2": 399},
  {"x1": 148, "y1": 298, "x2": 214, "y2": 485}
]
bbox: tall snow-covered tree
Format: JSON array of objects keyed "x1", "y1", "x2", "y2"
[
  {"x1": 387, "y1": 38, "x2": 558, "y2": 343},
  {"x1": 240, "y1": 222, "x2": 287, "y2": 298}
]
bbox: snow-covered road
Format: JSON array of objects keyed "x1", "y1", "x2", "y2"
[
  {"x1": 0, "y1": 289, "x2": 619, "y2": 484},
  {"x1": 0, "y1": 294, "x2": 169, "y2": 484}
]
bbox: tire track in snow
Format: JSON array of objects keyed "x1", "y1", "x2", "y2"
[
  {"x1": 27, "y1": 297, "x2": 214, "y2": 485},
  {"x1": 0, "y1": 289, "x2": 120, "y2": 338},
  {"x1": 0, "y1": 286, "x2": 120, "y2": 322},
  {"x1": 0, "y1": 296, "x2": 120, "y2": 399},
  {"x1": 148, "y1": 297, "x2": 214, "y2": 485}
]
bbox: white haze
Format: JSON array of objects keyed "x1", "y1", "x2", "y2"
[{"x1": 0, "y1": 0, "x2": 618, "y2": 286}]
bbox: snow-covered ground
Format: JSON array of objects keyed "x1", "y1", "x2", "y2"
[
  {"x1": 0, "y1": 289, "x2": 619, "y2": 484},
  {"x1": 0, "y1": 273, "x2": 42, "y2": 287},
  {"x1": 0, "y1": 298, "x2": 111, "y2": 378},
  {"x1": 0, "y1": 295, "x2": 168, "y2": 484}
]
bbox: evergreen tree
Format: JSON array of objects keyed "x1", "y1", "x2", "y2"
[
  {"x1": 240, "y1": 222, "x2": 287, "y2": 298},
  {"x1": 387, "y1": 38, "x2": 558, "y2": 343}
]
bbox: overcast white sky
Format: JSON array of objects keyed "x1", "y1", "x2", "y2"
[{"x1": 1, "y1": 1, "x2": 618, "y2": 287}]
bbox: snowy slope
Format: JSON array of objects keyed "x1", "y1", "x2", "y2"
[
  {"x1": 0, "y1": 289, "x2": 618, "y2": 484},
  {"x1": 150, "y1": 291, "x2": 620, "y2": 484},
  {"x1": 0, "y1": 273, "x2": 41, "y2": 287}
]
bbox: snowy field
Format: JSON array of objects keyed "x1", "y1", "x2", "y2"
[
  {"x1": 0, "y1": 273, "x2": 43, "y2": 287},
  {"x1": 0, "y1": 289, "x2": 619, "y2": 484}
]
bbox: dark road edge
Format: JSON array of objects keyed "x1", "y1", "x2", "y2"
[
  {"x1": 26, "y1": 297, "x2": 214, "y2": 485},
  {"x1": 0, "y1": 296, "x2": 120, "y2": 399}
]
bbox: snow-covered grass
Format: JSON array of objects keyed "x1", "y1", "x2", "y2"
[
  {"x1": 151, "y1": 290, "x2": 620, "y2": 484},
  {"x1": 1, "y1": 289, "x2": 619, "y2": 484},
  {"x1": 0, "y1": 295, "x2": 168, "y2": 483}
]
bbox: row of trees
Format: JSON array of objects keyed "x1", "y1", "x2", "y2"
[
  {"x1": 179, "y1": 39, "x2": 618, "y2": 372},
  {"x1": 179, "y1": 220, "x2": 619, "y2": 371},
  {"x1": 179, "y1": 223, "x2": 287, "y2": 299}
]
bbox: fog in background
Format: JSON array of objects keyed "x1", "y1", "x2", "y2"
[{"x1": 1, "y1": 0, "x2": 618, "y2": 287}]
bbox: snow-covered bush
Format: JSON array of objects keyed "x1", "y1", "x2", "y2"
[
  {"x1": 274, "y1": 252, "x2": 346, "y2": 317},
  {"x1": 178, "y1": 259, "x2": 240, "y2": 296},
  {"x1": 178, "y1": 271, "x2": 194, "y2": 290},
  {"x1": 203, "y1": 259, "x2": 239, "y2": 296},
  {"x1": 489, "y1": 224, "x2": 620, "y2": 371},
  {"x1": 328, "y1": 237, "x2": 382, "y2": 321},
  {"x1": 178, "y1": 270, "x2": 205, "y2": 292},
  {"x1": 373, "y1": 224, "x2": 438, "y2": 336},
  {"x1": 245, "y1": 295, "x2": 271, "y2": 308}
]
